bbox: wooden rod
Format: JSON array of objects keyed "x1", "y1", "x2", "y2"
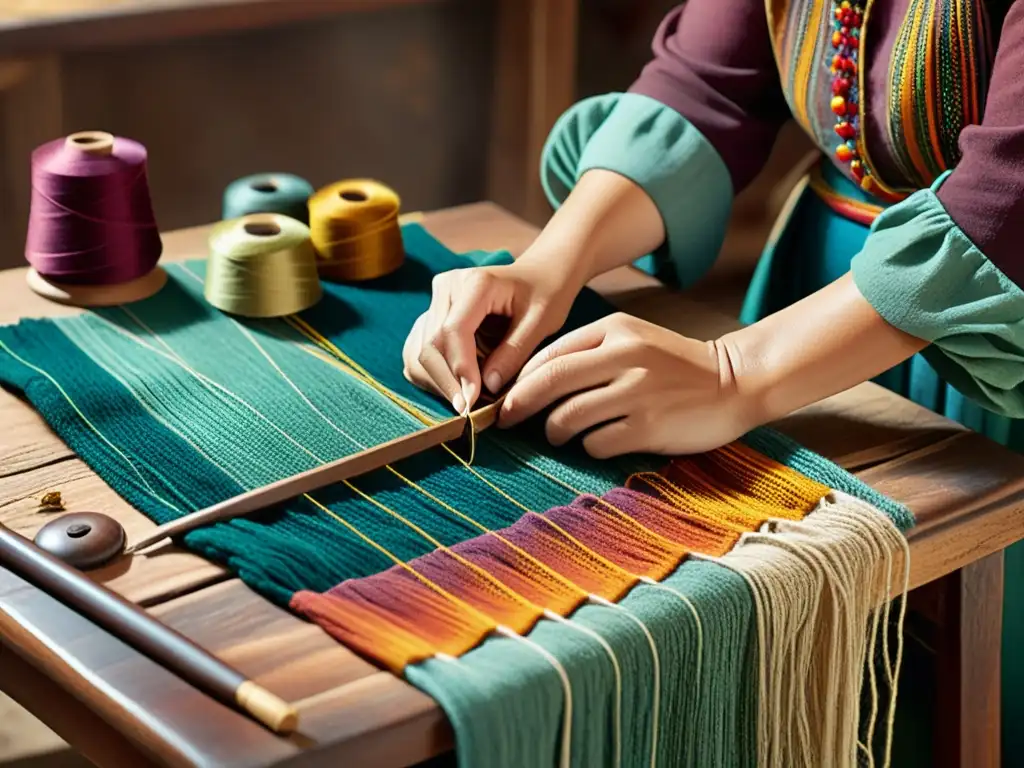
[
  {"x1": 126, "y1": 397, "x2": 505, "y2": 555},
  {"x1": 0, "y1": 523, "x2": 298, "y2": 734}
]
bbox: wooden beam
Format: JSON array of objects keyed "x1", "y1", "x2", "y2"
[
  {"x1": 488, "y1": 0, "x2": 578, "y2": 226},
  {"x1": 0, "y1": 1, "x2": 443, "y2": 57},
  {"x1": 0, "y1": 640, "x2": 160, "y2": 768}
]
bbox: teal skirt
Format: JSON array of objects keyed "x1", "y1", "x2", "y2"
[{"x1": 738, "y1": 160, "x2": 1024, "y2": 762}]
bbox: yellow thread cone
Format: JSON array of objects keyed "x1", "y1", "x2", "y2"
[{"x1": 309, "y1": 179, "x2": 404, "y2": 282}]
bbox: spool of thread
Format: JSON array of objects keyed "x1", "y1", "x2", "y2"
[
  {"x1": 308, "y1": 179, "x2": 404, "y2": 281},
  {"x1": 221, "y1": 173, "x2": 314, "y2": 224},
  {"x1": 204, "y1": 213, "x2": 322, "y2": 318},
  {"x1": 25, "y1": 130, "x2": 166, "y2": 306}
]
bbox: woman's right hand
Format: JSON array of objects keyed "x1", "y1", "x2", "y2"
[
  {"x1": 403, "y1": 168, "x2": 670, "y2": 414},
  {"x1": 402, "y1": 257, "x2": 581, "y2": 414}
]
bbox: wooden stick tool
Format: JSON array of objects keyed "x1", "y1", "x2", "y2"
[
  {"x1": 125, "y1": 397, "x2": 504, "y2": 555},
  {"x1": 0, "y1": 522, "x2": 298, "y2": 734}
]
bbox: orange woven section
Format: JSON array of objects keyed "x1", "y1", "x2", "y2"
[{"x1": 291, "y1": 441, "x2": 831, "y2": 672}]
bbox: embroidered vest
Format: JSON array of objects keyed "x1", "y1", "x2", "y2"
[{"x1": 765, "y1": 0, "x2": 996, "y2": 202}]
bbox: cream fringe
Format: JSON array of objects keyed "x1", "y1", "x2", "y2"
[{"x1": 697, "y1": 490, "x2": 909, "y2": 768}]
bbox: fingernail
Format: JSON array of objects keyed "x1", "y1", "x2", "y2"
[
  {"x1": 452, "y1": 392, "x2": 466, "y2": 415},
  {"x1": 485, "y1": 371, "x2": 502, "y2": 393}
]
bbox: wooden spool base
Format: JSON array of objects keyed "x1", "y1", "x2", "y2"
[
  {"x1": 27, "y1": 266, "x2": 168, "y2": 307},
  {"x1": 33, "y1": 512, "x2": 126, "y2": 570}
]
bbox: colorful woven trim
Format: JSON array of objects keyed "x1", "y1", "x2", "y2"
[
  {"x1": 885, "y1": 0, "x2": 993, "y2": 190},
  {"x1": 807, "y1": 161, "x2": 887, "y2": 225}
]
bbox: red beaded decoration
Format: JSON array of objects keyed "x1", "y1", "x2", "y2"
[{"x1": 829, "y1": 0, "x2": 874, "y2": 190}]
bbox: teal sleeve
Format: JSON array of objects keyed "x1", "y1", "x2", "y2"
[
  {"x1": 851, "y1": 171, "x2": 1024, "y2": 418},
  {"x1": 540, "y1": 92, "x2": 734, "y2": 289}
]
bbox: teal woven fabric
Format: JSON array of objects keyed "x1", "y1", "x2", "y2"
[{"x1": 0, "y1": 223, "x2": 912, "y2": 766}]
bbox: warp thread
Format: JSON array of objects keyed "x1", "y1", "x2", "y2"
[
  {"x1": 222, "y1": 173, "x2": 315, "y2": 224},
  {"x1": 26, "y1": 131, "x2": 162, "y2": 286},
  {"x1": 704, "y1": 492, "x2": 908, "y2": 768},
  {"x1": 204, "y1": 213, "x2": 323, "y2": 318},
  {"x1": 309, "y1": 179, "x2": 404, "y2": 281}
]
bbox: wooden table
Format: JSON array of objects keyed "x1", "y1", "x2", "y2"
[{"x1": 1, "y1": 203, "x2": 1022, "y2": 768}]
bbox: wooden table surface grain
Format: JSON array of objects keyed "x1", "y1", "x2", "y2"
[{"x1": 1, "y1": 202, "x2": 1022, "y2": 767}]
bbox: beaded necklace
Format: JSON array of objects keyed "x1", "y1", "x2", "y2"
[{"x1": 828, "y1": 1, "x2": 871, "y2": 189}]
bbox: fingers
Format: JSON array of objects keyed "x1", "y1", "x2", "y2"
[
  {"x1": 499, "y1": 346, "x2": 616, "y2": 428},
  {"x1": 403, "y1": 314, "x2": 442, "y2": 396},
  {"x1": 517, "y1": 322, "x2": 608, "y2": 381},
  {"x1": 405, "y1": 275, "x2": 473, "y2": 412},
  {"x1": 432, "y1": 273, "x2": 504, "y2": 408},
  {"x1": 481, "y1": 306, "x2": 553, "y2": 395},
  {"x1": 419, "y1": 344, "x2": 465, "y2": 412},
  {"x1": 544, "y1": 386, "x2": 629, "y2": 447},
  {"x1": 404, "y1": 270, "x2": 514, "y2": 412},
  {"x1": 581, "y1": 418, "x2": 645, "y2": 459}
]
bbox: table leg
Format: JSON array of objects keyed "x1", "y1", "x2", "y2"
[
  {"x1": 933, "y1": 551, "x2": 1003, "y2": 768},
  {"x1": 0, "y1": 641, "x2": 156, "y2": 768},
  {"x1": 488, "y1": 0, "x2": 578, "y2": 226}
]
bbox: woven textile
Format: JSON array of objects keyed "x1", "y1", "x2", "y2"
[{"x1": 0, "y1": 224, "x2": 913, "y2": 767}]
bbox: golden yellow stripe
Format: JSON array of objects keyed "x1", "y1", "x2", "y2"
[
  {"x1": 764, "y1": 0, "x2": 794, "y2": 76},
  {"x1": 961, "y1": 0, "x2": 979, "y2": 123},
  {"x1": 900, "y1": 0, "x2": 932, "y2": 182},
  {"x1": 922, "y1": 0, "x2": 944, "y2": 172},
  {"x1": 792, "y1": 0, "x2": 826, "y2": 131}
]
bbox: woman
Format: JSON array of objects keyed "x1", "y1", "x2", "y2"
[{"x1": 403, "y1": 0, "x2": 1024, "y2": 757}]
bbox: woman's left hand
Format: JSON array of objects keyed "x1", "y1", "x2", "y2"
[{"x1": 498, "y1": 313, "x2": 760, "y2": 458}]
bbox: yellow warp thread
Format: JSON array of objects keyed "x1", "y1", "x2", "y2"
[
  {"x1": 309, "y1": 179, "x2": 405, "y2": 282},
  {"x1": 204, "y1": 214, "x2": 322, "y2": 318},
  {"x1": 302, "y1": 493, "x2": 498, "y2": 627},
  {"x1": 285, "y1": 314, "x2": 439, "y2": 428}
]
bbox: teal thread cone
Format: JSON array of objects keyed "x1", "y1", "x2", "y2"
[{"x1": 222, "y1": 173, "x2": 314, "y2": 224}]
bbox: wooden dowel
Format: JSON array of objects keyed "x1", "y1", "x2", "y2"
[
  {"x1": 0, "y1": 523, "x2": 298, "y2": 734},
  {"x1": 126, "y1": 398, "x2": 505, "y2": 555}
]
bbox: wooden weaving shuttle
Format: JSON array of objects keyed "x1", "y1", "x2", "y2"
[{"x1": 123, "y1": 396, "x2": 506, "y2": 556}]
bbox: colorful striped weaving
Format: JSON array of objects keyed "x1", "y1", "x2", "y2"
[
  {"x1": 884, "y1": 0, "x2": 992, "y2": 189},
  {"x1": 0, "y1": 224, "x2": 914, "y2": 767}
]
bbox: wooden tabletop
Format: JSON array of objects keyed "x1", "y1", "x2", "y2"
[
  {"x1": 2, "y1": 202, "x2": 1024, "y2": 768},
  {"x1": 0, "y1": 0, "x2": 440, "y2": 57}
]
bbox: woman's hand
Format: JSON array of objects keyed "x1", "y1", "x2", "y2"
[
  {"x1": 402, "y1": 257, "x2": 583, "y2": 413},
  {"x1": 402, "y1": 168, "x2": 669, "y2": 413},
  {"x1": 498, "y1": 312, "x2": 760, "y2": 457}
]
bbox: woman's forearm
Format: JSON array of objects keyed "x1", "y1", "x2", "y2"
[
  {"x1": 519, "y1": 169, "x2": 666, "y2": 286},
  {"x1": 720, "y1": 272, "x2": 930, "y2": 424}
]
